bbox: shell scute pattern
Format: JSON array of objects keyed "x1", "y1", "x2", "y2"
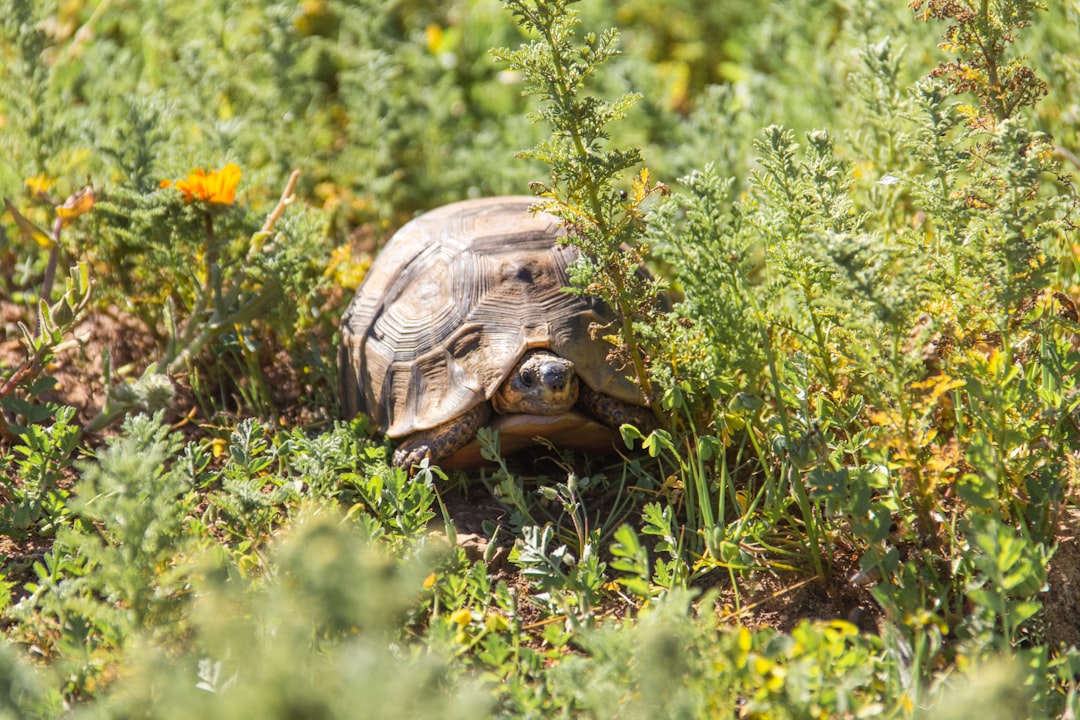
[{"x1": 340, "y1": 196, "x2": 642, "y2": 440}]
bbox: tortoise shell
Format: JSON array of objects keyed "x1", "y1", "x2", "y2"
[{"x1": 339, "y1": 196, "x2": 643, "y2": 440}]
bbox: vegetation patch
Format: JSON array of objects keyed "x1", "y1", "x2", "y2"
[{"x1": 2, "y1": 0, "x2": 1080, "y2": 717}]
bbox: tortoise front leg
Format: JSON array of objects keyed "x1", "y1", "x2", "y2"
[
  {"x1": 576, "y1": 385, "x2": 656, "y2": 433},
  {"x1": 393, "y1": 403, "x2": 492, "y2": 470}
]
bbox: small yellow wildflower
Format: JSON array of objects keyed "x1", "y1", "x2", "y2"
[
  {"x1": 325, "y1": 244, "x2": 370, "y2": 290},
  {"x1": 422, "y1": 572, "x2": 437, "y2": 589},
  {"x1": 425, "y1": 23, "x2": 444, "y2": 53},
  {"x1": 449, "y1": 608, "x2": 472, "y2": 627},
  {"x1": 25, "y1": 173, "x2": 54, "y2": 196},
  {"x1": 211, "y1": 437, "x2": 228, "y2": 458},
  {"x1": 160, "y1": 163, "x2": 242, "y2": 205}
]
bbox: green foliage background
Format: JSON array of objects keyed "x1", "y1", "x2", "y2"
[{"x1": 2, "y1": 0, "x2": 1080, "y2": 717}]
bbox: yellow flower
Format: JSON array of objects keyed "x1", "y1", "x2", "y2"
[
  {"x1": 160, "y1": 163, "x2": 242, "y2": 205},
  {"x1": 25, "y1": 173, "x2": 54, "y2": 196},
  {"x1": 425, "y1": 23, "x2": 444, "y2": 53},
  {"x1": 325, "y1": 244, "x2": 370, "y2": 290}
]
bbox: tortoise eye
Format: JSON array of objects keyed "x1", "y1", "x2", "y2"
[{"x1": 520, "y1": 369, "x2": 536, "y2": 386}]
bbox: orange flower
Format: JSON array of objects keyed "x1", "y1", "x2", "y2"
[{"x1": 160, "y1": 163, "x2": 242, "y2": 205}]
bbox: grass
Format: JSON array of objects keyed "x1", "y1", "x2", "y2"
[{"x1": 2, "y1": 0, "x2": 1080, "y2": 717}]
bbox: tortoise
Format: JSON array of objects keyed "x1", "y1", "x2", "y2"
[{"x1": 339, "y1": 196, "x2": 654, "y2": 470}]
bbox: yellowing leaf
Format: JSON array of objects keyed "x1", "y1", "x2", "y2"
[
  {"x1": 55, "y1": 187, "x2": 96, "y2": 227},
  {"x1": 4, "y1": 198, "x2": 53, "y2": 248},
  {"x1": 484, "y1": 612, "x2": 509, "y2": 632},
  {"x1": 909, "y1": 373, "x2": 965, "y2": 412}
]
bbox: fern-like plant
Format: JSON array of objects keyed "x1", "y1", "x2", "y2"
[{"x1": 493, "y1": 0, "x2": 669, "y2": 421}]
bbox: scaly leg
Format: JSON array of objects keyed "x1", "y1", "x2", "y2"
[
  {"x1": 393, "y1": 403, "x2": 492, "y2": 470},
  {"x1": 576, "y1": 385, "x2": 655, "y2": 433}
]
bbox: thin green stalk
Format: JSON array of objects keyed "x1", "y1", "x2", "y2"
[
  {"x1": 753, "y1": 306, "x2": 826, "y2": 581},
  {"x1": 888, "y1": 326, "x2": 941, "y2": 548},
  {"x1": 975, "y1": 0, "x2": 1008, "y2": 121},
  {"x1": 536, "y1": 16, "x2": 658, "y2": 415},
  {"x1": 802, "y1": 281, "x2": 836, "y2": 390},
  {"x1": 34, "y1": 216, "x2": 63, "y2": 338},
  {"x1": 538, "y1": 20, "x2": 606, "y2": 236}
]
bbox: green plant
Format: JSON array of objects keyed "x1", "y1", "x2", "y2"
[
  {"x1": 608, "y1": 509, "x2": 691, "y2": 601},
  {"x1": 0, "y1": 260, "x2": 91, "y2": 540},
  {"x1": 960, "y1": 514, "x2": 1048, "y2": 650},
  {"x1": 79, "y1": 168, "x2": 331, "y2": 430},
  {"x1": 201, "y1": 419, "x2": 296, "y2": 573},
  {"x1": 636, "y1": 3, "x2": 1079, "y2": 708},
  {"x1": 75, "y1": 513, "x2": 492, "y2": 720},
  {"x1": 493, "y1": 0, "x2": 670, "y2": 418},
  {"x1": 0, "y1": 640, "x2": 62, "y2": 720},
  {"x1": 0, "y1": 263, "x2": 91, "y2": 437},
  {"x1": 9, "y1": 413, "x2": 196, "y2": 698},
  {"x1": 1, "y1": 406, "x2": 79, "y2": 537},
  {"x1": 3, "y1": 0, "x2": 1080, "y2": 717},
  {"x1": 910, "y1": 0, "x2": 1049, "y2": 126}
]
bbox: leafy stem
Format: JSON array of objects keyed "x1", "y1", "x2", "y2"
[
  {"x1": 495, "y1": 0, "x2": 668, "y2": 425},
  {"x1": 911, "y1": 0, "x2": 1048, "y2": 125},
  {"x1": 536, "y1": 17, "x2": 605, "y2": 237}
]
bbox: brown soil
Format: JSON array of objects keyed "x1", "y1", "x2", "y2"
[
  {"x1": 1, "y1": 300, "x2": 158, "y2": 427},
  {"x1": 1, "y1": 298, "x2": 325, "y2": 436},
  {"x1": 704, "y1": 550, "x2": 881, "y2": 634},
  {"x1": 1042, "y1": 508, "x2": 1080, "y2": 649}
]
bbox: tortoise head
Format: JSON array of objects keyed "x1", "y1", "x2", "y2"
[{"x1": 492, "y1": 349, "x2": 579, "y2": 416}]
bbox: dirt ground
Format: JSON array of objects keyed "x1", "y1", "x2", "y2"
[
  {"x1": 1, "y1": 300, "x2": 156, "y2": 427},
  {"x1": 1043, "y1": 508, "x2": 1080, "y2": 649}
]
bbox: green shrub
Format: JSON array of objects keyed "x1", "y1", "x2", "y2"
[{"x1": 3, "y1": 0, "x2": 1080, "y2": 717}]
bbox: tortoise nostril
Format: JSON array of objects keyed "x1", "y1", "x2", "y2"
[{"x1": 541, "y1": 365, "x2": 566, "y2": 390}]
